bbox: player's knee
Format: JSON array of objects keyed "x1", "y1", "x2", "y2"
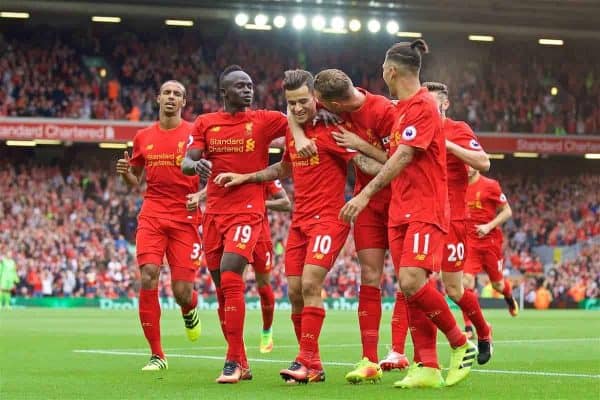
[
  {"x1": 255, "y1": 273, "x2": 270, "y2": 287},
  {"x1": 173, "y1": 285, "x2": 192, "y2": 307},
  {"x1": 445, "y1": 283, "x2": 463, "y2": 301},
  {"x1": 288, "y1": 286, "x2": 303, "y2": 309},
  {"x1": 398, "y1": 270, "x2": 423, "y2": 296},
  {"x1": 463, "y1": 274, "x2": 475, "y2": 290},
  {"x1": 360, "y1": 265, "x2": 382, "y2": 287},
  {"x1": 301, "y1": 282, "x2": 321, "y2": 302},
  {"x1": 140, "y1": 264, "x2": 160, "y2": 289}
]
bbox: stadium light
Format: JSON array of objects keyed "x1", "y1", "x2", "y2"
[
  {"x1": 127, "y1": 141, "x2": 134, "y2": 147},
  {"x1": 488, "y1": 153, "x2": 506, "y2": 159},
  {"x1": 273, "y1": 15, "x2": 286, "y2": 28},
  {"x1": 99, "y1": 143, "x2": 128, "y2": 149},
  {"x1": 35, "y1": 139, "x2": 62, "y2": 145},
  {"x1": 469, "y1": 35, "x2": 494, "y2": 42},
  {"x1": 348, "y1": 19, "x2": 361, "y2": 32},
  {"x1": 539, "y1": 38, "x2": 563, "y2": 46},
  {"x1": 235, "y1": 13, "x2": 249, "y2": 26},
  {"x1": 99, "y1": 68, "x2": 107, "y2": 78},
  {"x1": 584, "y1": 153, "x2": 600, "y2": 159},
  {"x1": 330, "y1": 16, "x2": 345, "y2": 31},
  {"x1": 292, "y1": 14, "x2": 307, "y2": 30},
  {"x1": 367, "y1": 19, "x2": 381, "y2": 33},
  {"x1": 269, "y1": 147, "x2": 282, "y2": 154},
  {"x1": 311, "y1": 15, "x2": 326, "y2": 31},
  {"x1": 245, "y1": 24, "x2": 272, "y2": 31},
  {"x1": 91, "y1": 16, "x2": 121, "y2": 23},
  {"x1": 0, "y1": 12, "x2": 30, "y2": 19},
  {"x1": 6, "y1": 140, "x2": 36, "y2": 146},
  {"x1": 386, "y1": 21, "x2": 399, "y2": 34},
  {"x1": 397, "y1": 31, "x2": 422, "y2": 38},
  {"x1": 254, "y1": 14, "x2": 268, "y2": 26},
  {"x1": 165, "y1": 19, "x2": 193, "y2": 27},
  {"x1": 551, "y1": 87, "x2": 558, "y2": 96},
  {"x1": 513, "y1": 152, "x2": 539, "y2": 158}
]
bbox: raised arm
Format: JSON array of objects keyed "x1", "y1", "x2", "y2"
[
  {"x1": 116, "y1": 151, "x2": 144, "y2": 188},
  {"x1": 351, "y1": 154, "x2": 384, "y2": 176}
]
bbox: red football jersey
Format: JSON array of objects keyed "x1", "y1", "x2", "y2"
[
  {"x1": 189, "y1": 110, "x2": 287, "y2": 215},
  {"x1": 444, "y1": 118, "x2": 484, "y2": 221},
  {"x1": 338, "y1": 88, "x2": 396, "y2": 212},
  {"x1": 388, "y1": 87, "x2": 449, "y2": 231},
  {"x1": 466, "y1": 175, "x2": 508, "y2": 244},
  {"x1": 265, "y1": 179, "x2": 285, "y2": 199},
  {"x1": 129, "y1": 120, "x2": 200, "y2": 224},
  {"x1": 282, "y1": 123, "x2": 357, "y2": 225}
]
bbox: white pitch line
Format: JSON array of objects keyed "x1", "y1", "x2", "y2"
[
  {"x1": 73, "y1": 349, "x2": 600, "y2": 379},
  {"x1": 107, "y1": 337, "x2": 600, "y2": 352}
]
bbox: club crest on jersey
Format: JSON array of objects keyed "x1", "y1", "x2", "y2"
[
  {"x1": 245, "y1": 122, "x2": 253, "y2": 135},
  {"x1": 469, "y1": 139, "x2": 481, "y2": 150},
  {"x1": 177, "y1": 141, "x2": 185, "y2": 153},
  {"x1": 402, "y1": 125, "x2": 417, "y2": 141}
]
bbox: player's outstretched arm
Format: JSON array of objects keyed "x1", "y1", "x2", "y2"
[
  {"x1": 332, "y1": 125, "x2": 388, "y2": 164},
  {"x1": 214, "y1": 161, "x2": 292, "y2": 188},
  {"x1": 446, "y1": 140, "x2": 490, "y2": 172},
  {"x1": 351, "y1": 154, "x2": 384, "y2": 176},
  {"x1": 340, "y1": 145, "x2": 414, "y2": 223},
  {"x1": 476, "y1": 203, "x2": 513, "y2": 237},
  {"x1": 116, "y1": 151, "x2": 143, "y2": 187},
  {"x1": 182, "y1": 149, "x2": 212, "y2": 178},
  {"x1": 266, "y1": 190, "x2": 292, "y2": 212}
]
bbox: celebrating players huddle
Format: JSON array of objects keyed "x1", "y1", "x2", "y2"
[{"x1": 116, "y1": 38, "x2": 518, "y2": 388}]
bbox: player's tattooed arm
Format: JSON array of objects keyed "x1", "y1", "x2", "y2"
[
  {"x1": 332, "y1": 125, "x2": 388, "y2": 164},
  {"x1": 340, "y1": 145, "x2": 414, "y2": 223},
  {"x1": 213, "y1": 162, "x2": 292, "y2": 188},
  {"x1": 351, "y1": 154, "x2": 384, "y2": 176},
  {"x1": 446, "y1": 140, "x2": 490, "y2": 172}
]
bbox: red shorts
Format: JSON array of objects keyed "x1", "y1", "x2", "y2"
[
  {"x1": 388, "y1": 222, "x2": 445, "y2": 273},
  {"x1": 285, "y1": 220, "x2": 350, "y2": 276},
  {"x1": 463, "y1": 241, "x2": 504, "y2": 282},
  {"x1": 252, "y1": 220, "x2": 273, "y2": 274},
  {"x1": 354, "y1": 202, "x2": 389, "y2": 251},
  {"x1": 202, "y1": 213, "x2": 264, "y2": 271},
  {"x1": 442, "y1": 220, "x2": 468, "y2": 272},
  {"x1": 136, "y1": 215, "x2": 201, "y2": 282}
]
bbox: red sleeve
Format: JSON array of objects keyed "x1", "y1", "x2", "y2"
[
  {"x1": 397, "y1": 101, "x2": 440, "y2": 150},
  {"x1": 187, "y1": 116, "x2": 206, "y2": 151},
  {"x1": 488, "y1": 180, "x2": 507, "y2": 207},
  {"x1": 266, "y1": 180, "x2": 285, "y2": 197},
  {"x1": 261, "y1": 110, "x2": 288, "y2": 142},
  {"x1": 129, "y1": 132, "x2": 145, "y2": 167},
  {"x1": 320, "y1": 127, "x2": 359, "y2": 162},
  {"x1": 450, "y1": 121, "x2": 484, "y2": 152}
]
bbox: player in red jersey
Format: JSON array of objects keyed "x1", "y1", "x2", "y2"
[
  {"x1": 115, "y1": 80, "x2": 202, "y2": 371},
  {"x1": 464, "y1": 167, "x2": 517, "y2": 319},
  {"x1": 181, "y1": 65, "x2": 292, "y2": 383},
  {"x1": 291, "y1": 68, "x2": 409, "y2": 380},
  {"x1": 186, "y1": 180, "x2": 291, "y2": 354},
  {"x1": 340, "y1": 39, "x2": 477, "y2": 388},
  {"x1": 214, "y1": 69, "x2": 383, "y2": 384}
]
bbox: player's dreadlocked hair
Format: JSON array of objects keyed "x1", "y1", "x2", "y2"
[
  {"x1": 385, "y1": 39, "x2": 429, "y2": 74},
  {"x1": 422, "y1": 81, "x2": 448, "y2": 97},
  {"x1": 282, "y1": 69, "x2": 314, "y2": 92},
  {"x1": 219, "y1": 64, "x2": 244, "y2": 87}
]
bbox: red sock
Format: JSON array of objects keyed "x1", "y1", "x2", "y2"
[
  {"x1": 407, "y1": 300, "x2": 438, "y2": 368},
  {"x1": 297, "y1": 306, "x2": 325, "y2": 367},
  {"x1": 408, "y1": 280, "x2": 466, "y2": 348},
  {"x1": 502, "y1": 278, "x2": 513, "y2": 299},
  {"x1": 462, "y1": 309, "x2": 473, "y2": 328},
  {"x1": 457, "y1": 288, "x2": 490, "y2": 339},
  {"x1": 358, "y1": 285, "x2": 382, "y2": 362},
  {"x1": 391, "y1": 291, "x2": 409, "y2": 354},
  {"x1": 291, "y1": 313, "x2": 302, "y2": 344},
  {"x1": 180, "y1": 290, "x2": 198, "y2": 315},
  {"x1": 215, "y1": 287, "x2": 226, "y2": 338},
  {"x1": 221, "y1": 271, "x2": 246, "y2": 364},
  {"x1": 258, "y1": 285, "x2": 275, "y2": 331},
  {"x1": 139, "y1": 288, "x2": 164, "y2": 359}
]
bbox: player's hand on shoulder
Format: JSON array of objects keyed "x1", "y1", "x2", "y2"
[
  {"x1": 194, "y1": 159, "x2": 212, "y2": 179},
  {"x1": 294, "y1": 135, "x2": 318, "y2": 158},
  {"x1": 214, "y1": 172, "x2": 247, "y2": 188},
  {"x1": 332, "y1": 124, "x2": 361, "y2": 149},
  {"x1": 314, "y1": 108, "x2": 342, "y2": 127},
  {"x1": 116, "y1": 151, "x2": 130, "y2": 175}
]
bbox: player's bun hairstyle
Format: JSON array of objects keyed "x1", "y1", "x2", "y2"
[
  {"x1": 219, "y1": 64, "x2": 245, "y2": 87},
  {"x1": 422, "y1": 81, "x2": 448, "y2": 96},
  {"x1": 385, "y1": 39, "x2": 429, "y2": 73},
  {"x1": 313, "y1": 69, "x2": 353, "y2": 101},
  {"x1": 282, "y1": 69, "x2": 314, "y2": 92}
]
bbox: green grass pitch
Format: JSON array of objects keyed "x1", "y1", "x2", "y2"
[{"x1": 1, "y1": 308, "x2": 599, "y2": 399}]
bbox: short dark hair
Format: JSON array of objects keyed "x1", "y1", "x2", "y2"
[
  {"x1": 219, "y1": 64, "x2": 244, "y2": 87},
  {"x1": 422, "y1": 81, "x2": 448, "y2": 96},
  {"x1": 313, "y1": 69, "x2": 353, "y2": 101},
  {"x1": 385, "y1": 39, "x2": 429, "y2": 73},
  {"x1": 160, "y1": 80, "x2": 186, "y2": 97},
  {"x1": 282, "y1": 69, "x2": 314, "y2": 92}
]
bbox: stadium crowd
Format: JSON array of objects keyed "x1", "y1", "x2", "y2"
[
  {"x1": 1, "y1": 28, "x2": 599, "y2": 135},
  {"x1": 0, "y1": 157, "x2": 597, "y2": 303}
]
